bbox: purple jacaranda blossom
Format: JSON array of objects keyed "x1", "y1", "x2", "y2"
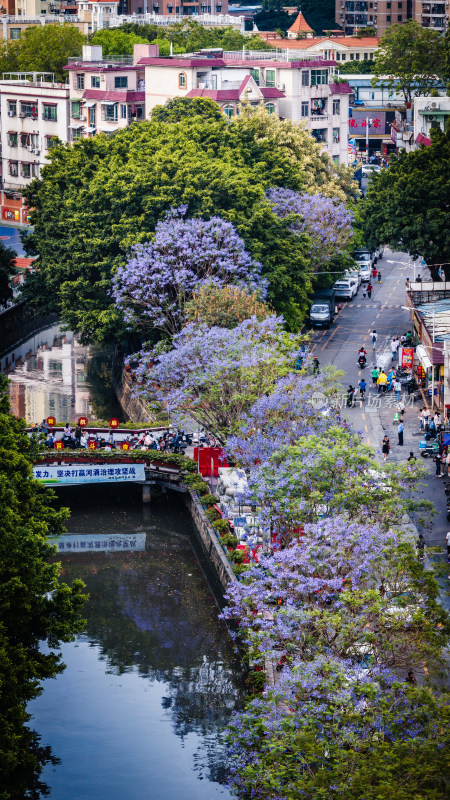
[
  {"x1": 267, "y1": 187, "x2": 355, "y2": 273},
  {"x1": 112, "y1": 207, "x2": 266, "y2": 336},
  {"x1": 129, "y1": 315, "x2": 303, "y2": 443}
]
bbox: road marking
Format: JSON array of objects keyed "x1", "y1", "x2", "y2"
[
  {"x1": 321, "y1": 326, "x2": 340, "y2": 350},
  {"x1": 364, "y1": 425, "x2": 368, "y2": 432}
]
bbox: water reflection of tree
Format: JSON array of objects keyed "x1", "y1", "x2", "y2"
[
  {"x1": 85, "y1": 346, "x2": 124, "y2": 421},
  {"x1": 60, "y1": 542, "x2": 244, "y2": 785}
]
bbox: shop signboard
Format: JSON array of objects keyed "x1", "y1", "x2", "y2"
[
  {"x1": 348, "y1": 111, "x2": 386, "y2": 136},
  {"x1": 2, "y1": 208, "x2": 20, "y2": 221},
  {"x1": 32, "y1": 463, "x2": 146, "y2": 485},
  {"x1": 400, "y1": 347, "x2": 414, "y2": 371}
]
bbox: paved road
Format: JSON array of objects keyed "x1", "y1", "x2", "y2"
[{"x1": 309, "y1": 249, "x2": 448, "y2": 552}]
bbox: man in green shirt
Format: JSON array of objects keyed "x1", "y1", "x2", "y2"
[{"x1": 371, "y1": 366, "x2": 380, "y2": 387}]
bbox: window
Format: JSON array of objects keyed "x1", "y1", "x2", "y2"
[
  {"x1": 397, "y1": 13, "x2": 402, "y2": 19},
  {"x1": 7, "y1": 133, "x2": 18, "y2": 147},
  {"x1": 355, "y1": 53, "x2": 360, "y2": 60},
  {"x1": 311, "y1": 128, "x2": 327, "y2": 143},
  {"x1": 20, "y1": 102, "x2": 37, "y2": 119},
  {"x1": 76, "y1": 74, "x2": 84, "y2": 90},
  {"x1": 71, "y1": 100, "x2": 81, "y2": 119},
  {"x1": 333, "y1": 128, "x2": 340, "y2": 143},
  {"x1": 250, "y1": 68, "x2": 259, "y2": 85},
  {"x1": 120, "y1": 104, "x2": 127, "y2": 119},
  {"x1": 217, "y1": 3, "x2": 221, "y2": 10},
  {"x1": 301, "y1": 70, "x2": 309, "y2": 86},
  {"x1": 265, "y1": 69, "x2": 275, "y2": 88},
  {"x1": 8, "y1": 161, "x2": 18, "y2": 177},
  {"x1": 71, "y1": 127, "x2": 83, "y2": 141},
  {"x1": 114, "y1": 76, "x2": 128, "y2": 89},
  {"x1": 21, "y1": 163, "x2": 31, "y2": 179},
  {"x1": 386, "y1": 14, "x2": 391, "y2": 20},
  {"x1": 201, "y1": 3, "x2": 206, "y2": 10},
  {"x1": 102, "y1": 104, "x2": 118, "y2": 122},
  {"x1": 20, "y1": 133, "x2": 29, "y2": 148},
  {"x1": 223, "y1": 105, "x2": 234, "y2": 119},
  {"x1": 332, "y1": 98, "x2": 340, "y2": 115},
  {"x1": 130, "y1": 106, "x2": 144, "y2": 119},
  {"x1": 398, "y1": 1, "x2": 402, "y2": 5},
  {"x1": 43, "y1": 104, "x2": 57, "y2": 121},
  {"x1": 301, "y1": 101, "x2": 309, "y2": 117},
  {"x1": 310, "y1": 69, "x2": 328, "y2": 86},
  {"x1": 91, "y1": 76, "x2": 100, "y2": 88},
  {"x1": 387, "y1": 1, "x2": 391, "y2": 6},
  {"x1": 167, "y1": 4, "x2": 172, "y2": 11},
  {"x1": 265, "y1": 103, "x2": 275, "y2": 115},
  {"x1": 7, "y1": 101, "x2": 17, "y2": 116},
  {"x1": 89, "y1": 106, "x2": 95, "y2": 126},
  {"x1": 46, "y1": 136, "x2": 58, "y2": 150},
  {"x1": 369, "y1": 90, "x2": 375, "y2": 100},
  {"x1": 341, "y1": 53, "x2": 346, "y2": 61},
  {"x1": 10, "y1": 28, "x2": 21, "y2": 39},
  {"x1": 350, "y1": 53, "x2": 354, "y2": 60},
  {"x1": 178, "y1": 72, "x2": 186, "y2": 89}
]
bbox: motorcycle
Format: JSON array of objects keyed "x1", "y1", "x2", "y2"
[
  {"x1": 358, "y1": 355, "x2": 367, "y2": 368},
  {"x1": 419, "y1": 439, "x2": 440, "y2": 458}
]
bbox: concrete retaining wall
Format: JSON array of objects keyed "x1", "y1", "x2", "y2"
[{"x1": 187, "y1": 492, "x2": 237, "y2": 592}]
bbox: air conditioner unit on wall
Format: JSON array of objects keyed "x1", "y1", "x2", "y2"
[
  {"x1": 277, "y1": 82, "x2": 285, "y2": 91},
  {"x1": 7, "y1": 110, "x2": 15, "y2": 117}
]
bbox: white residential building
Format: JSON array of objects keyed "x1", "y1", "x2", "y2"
[
  {"x1": 65, "y1": 44, "x2": 146, "y2": 139},
  {"x1": 0, "y1": 72, "x2": 70, "y2": 191},
  {"x1": 139, "y1": 49, "x2": 352, "y2": 165}
]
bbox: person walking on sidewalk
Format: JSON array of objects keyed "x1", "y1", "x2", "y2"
[
  {"x1": 434, "y1": 452, "x2": 443, "y2": 477},
  {"x1": 362, "y1": 285, "x2": 367, "y2": 300},
  {"x1": 359, "y1": 378, "x2": 367, "y2": 400},
  {"x1": 377, "y1": 270, "x2": 382, "y2": 283},
  {"x1": 367, "y1": 282, "x2": 373, "y2": 299},
  {"x1": 371, "y1": 366, "x2": 380, "y2": 387},
  {"x1": 371, "y1": 330, "x2": 378, "y2": 350},
  {"x1": 394, "y1": 378, "x2": 402, "y2": 400},
  {"x1": 382, "y1": 435, "x2": 391, "y2": 461},
  {"x1": 391, "y1": 337, "x2": 398, "y2": 362},
  {"x1": 398, "y1": 419, "x2": 404, "y2": 446}
]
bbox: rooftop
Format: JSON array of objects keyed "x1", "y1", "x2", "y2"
[{"x1": 287, "y1": 11, "x2": 314, "y2": 36}]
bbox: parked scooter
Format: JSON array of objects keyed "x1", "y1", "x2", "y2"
[{"x1": 419, "y1": 439, "x2": 440, "y2": 458}]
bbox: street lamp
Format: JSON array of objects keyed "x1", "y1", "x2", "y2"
[{"x1": 366, "y1": 117, "x2": 373, "y2": 160}]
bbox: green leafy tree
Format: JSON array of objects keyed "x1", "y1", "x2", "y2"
[
  {"x1": 89, "y1": 28, "x2": 148, "y2": 56},
  {"x1": 360, "y1": 124, "x2": 450, "y2": 278},
  {"x1": 0, "y1": 241, "x2": 17, "y2": 308},
  {"x1": 298, "y1": 0, "x2": 336, "y2": 34},
  {"x1": 0, "y1": 375, "x2": 86, "y2": 798},
  {"x1": 151, "y1": 96, "x2": 224, "y2": 123},
  {"x1": 372, "y1": 20, "x2": 446, "y2": 103},
  {"x1": 339, "y1": 59, "x2": 376, "y2": 74},
  {"x1": 22, "y1": 105, "x2": 356, "y2": 343},
  {"x1": 14, "y1": 24, "x2": 86, "y2": 82}
]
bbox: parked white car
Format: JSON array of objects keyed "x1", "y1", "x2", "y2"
[
  {"x1": 344, "y1": 269, "x2": 361, "y2": 288},
  {"x1": 362, "y1": 164, "x2": 381, "y2": 177},
  {"x1": 333, "y1": 279, "x2": 358, "y2": 300},
  {"x1": 354, "y1": 249, "x2": 374, "y2": 271}
]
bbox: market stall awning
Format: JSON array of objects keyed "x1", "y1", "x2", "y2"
[{"x1": 416, "y1": 344, "x2": 432, "y2": 370}]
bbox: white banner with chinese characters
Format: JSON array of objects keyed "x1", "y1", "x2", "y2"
[
  {"x1": 48, "y1": 533, "x2": 147, "y2": 553},
  {"x1": 33, "y1": 463, "x2": 146, "y2": 485}
]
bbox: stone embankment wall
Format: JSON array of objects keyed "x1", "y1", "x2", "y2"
[
  {"x1": 112, "y1": 356, "x2": 151, "y2": 423},
  {"x1": 0, "y1": 301, "x2": 58, "y2": 356},
  {"x1": 187, "y1": 492, "x2": 237, "y2": 592}
]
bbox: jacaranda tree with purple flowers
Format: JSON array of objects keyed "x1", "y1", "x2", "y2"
[
  {"x1": 226, "y1": 656, "x2": 450, "y2": 800},
  {"x1": 130, "y1": 315, "x2": 304, "y2": 443},
  {"x1": 267, "y1": 186, "x2": 355, "y2": 276},
  {"x1": 112, "y1": 207, "x2": 265, "y2": 337}
]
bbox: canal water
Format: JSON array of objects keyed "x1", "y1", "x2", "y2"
[{"x1": 29, "y1": 485, "x2": 244, "y2": 800}]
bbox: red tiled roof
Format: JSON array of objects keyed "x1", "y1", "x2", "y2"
[
  {"x1": 14, "y1": 257, "x2": 35, "y2": 271},
  {"x1": 288, "y1": 11, "x2": 314, "y2": 35},
  {"x1": 261, "y1": 87, "x2": 285, "y2": 98},
  {"x1": 329, "y1": 82, "x2": 353, "y2": 94},
  {"x1": 269, "y1": 35, "x2": 379, "y2": 50},
  {"x1": 82, "y1": 89, "x2": 145, "y2": 102},
  {"x1": 416, "y1": 132, "x2": 431, "y2": 146}
]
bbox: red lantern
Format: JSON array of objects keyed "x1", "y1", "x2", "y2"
[
  {"x1": 88, "y1": 441, "x2": 98, "y2": 450},
  {"x1": 78, "y1": 416, "x2": 89, "y2": 427},
  {"x1": 120, "y1": 441, "x2": 130, "y2": 451},
  {"x1": 109, "y1": 418, "x2": 119, "y2": 429},
  {"x1": 54, "y1": 440, "x2": 64, "y2": 450},
  {"x1": 47, "y1": 416, "x2": 56, "y2": 427}
]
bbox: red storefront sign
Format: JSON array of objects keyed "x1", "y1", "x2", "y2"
[{"x1": 401, "y1": 347, "x2": 414, "y2": 370}]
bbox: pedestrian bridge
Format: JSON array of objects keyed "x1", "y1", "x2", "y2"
[{"x1": 32, "y1": 453, "x2": 191, "y2": 499}]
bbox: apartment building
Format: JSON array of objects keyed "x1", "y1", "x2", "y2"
[
  {"x1": 0, "y1": 72, "x2": 70, "y2": 192},
  {"x1": 65, "y1": 44, "x2": 146, "y2": 139},
  {"x1": 139, "y1": 48, "x2": 351, "y2": 164},
  {"x1": 122, "y1": 0, "x2": 228, "y2": 12},
  {"x1": 335, "y1": 0, "x2": 409, "y2": 35},
  {"x1": 412, "y1": 0, "x2": 449, "y2": 32}
]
